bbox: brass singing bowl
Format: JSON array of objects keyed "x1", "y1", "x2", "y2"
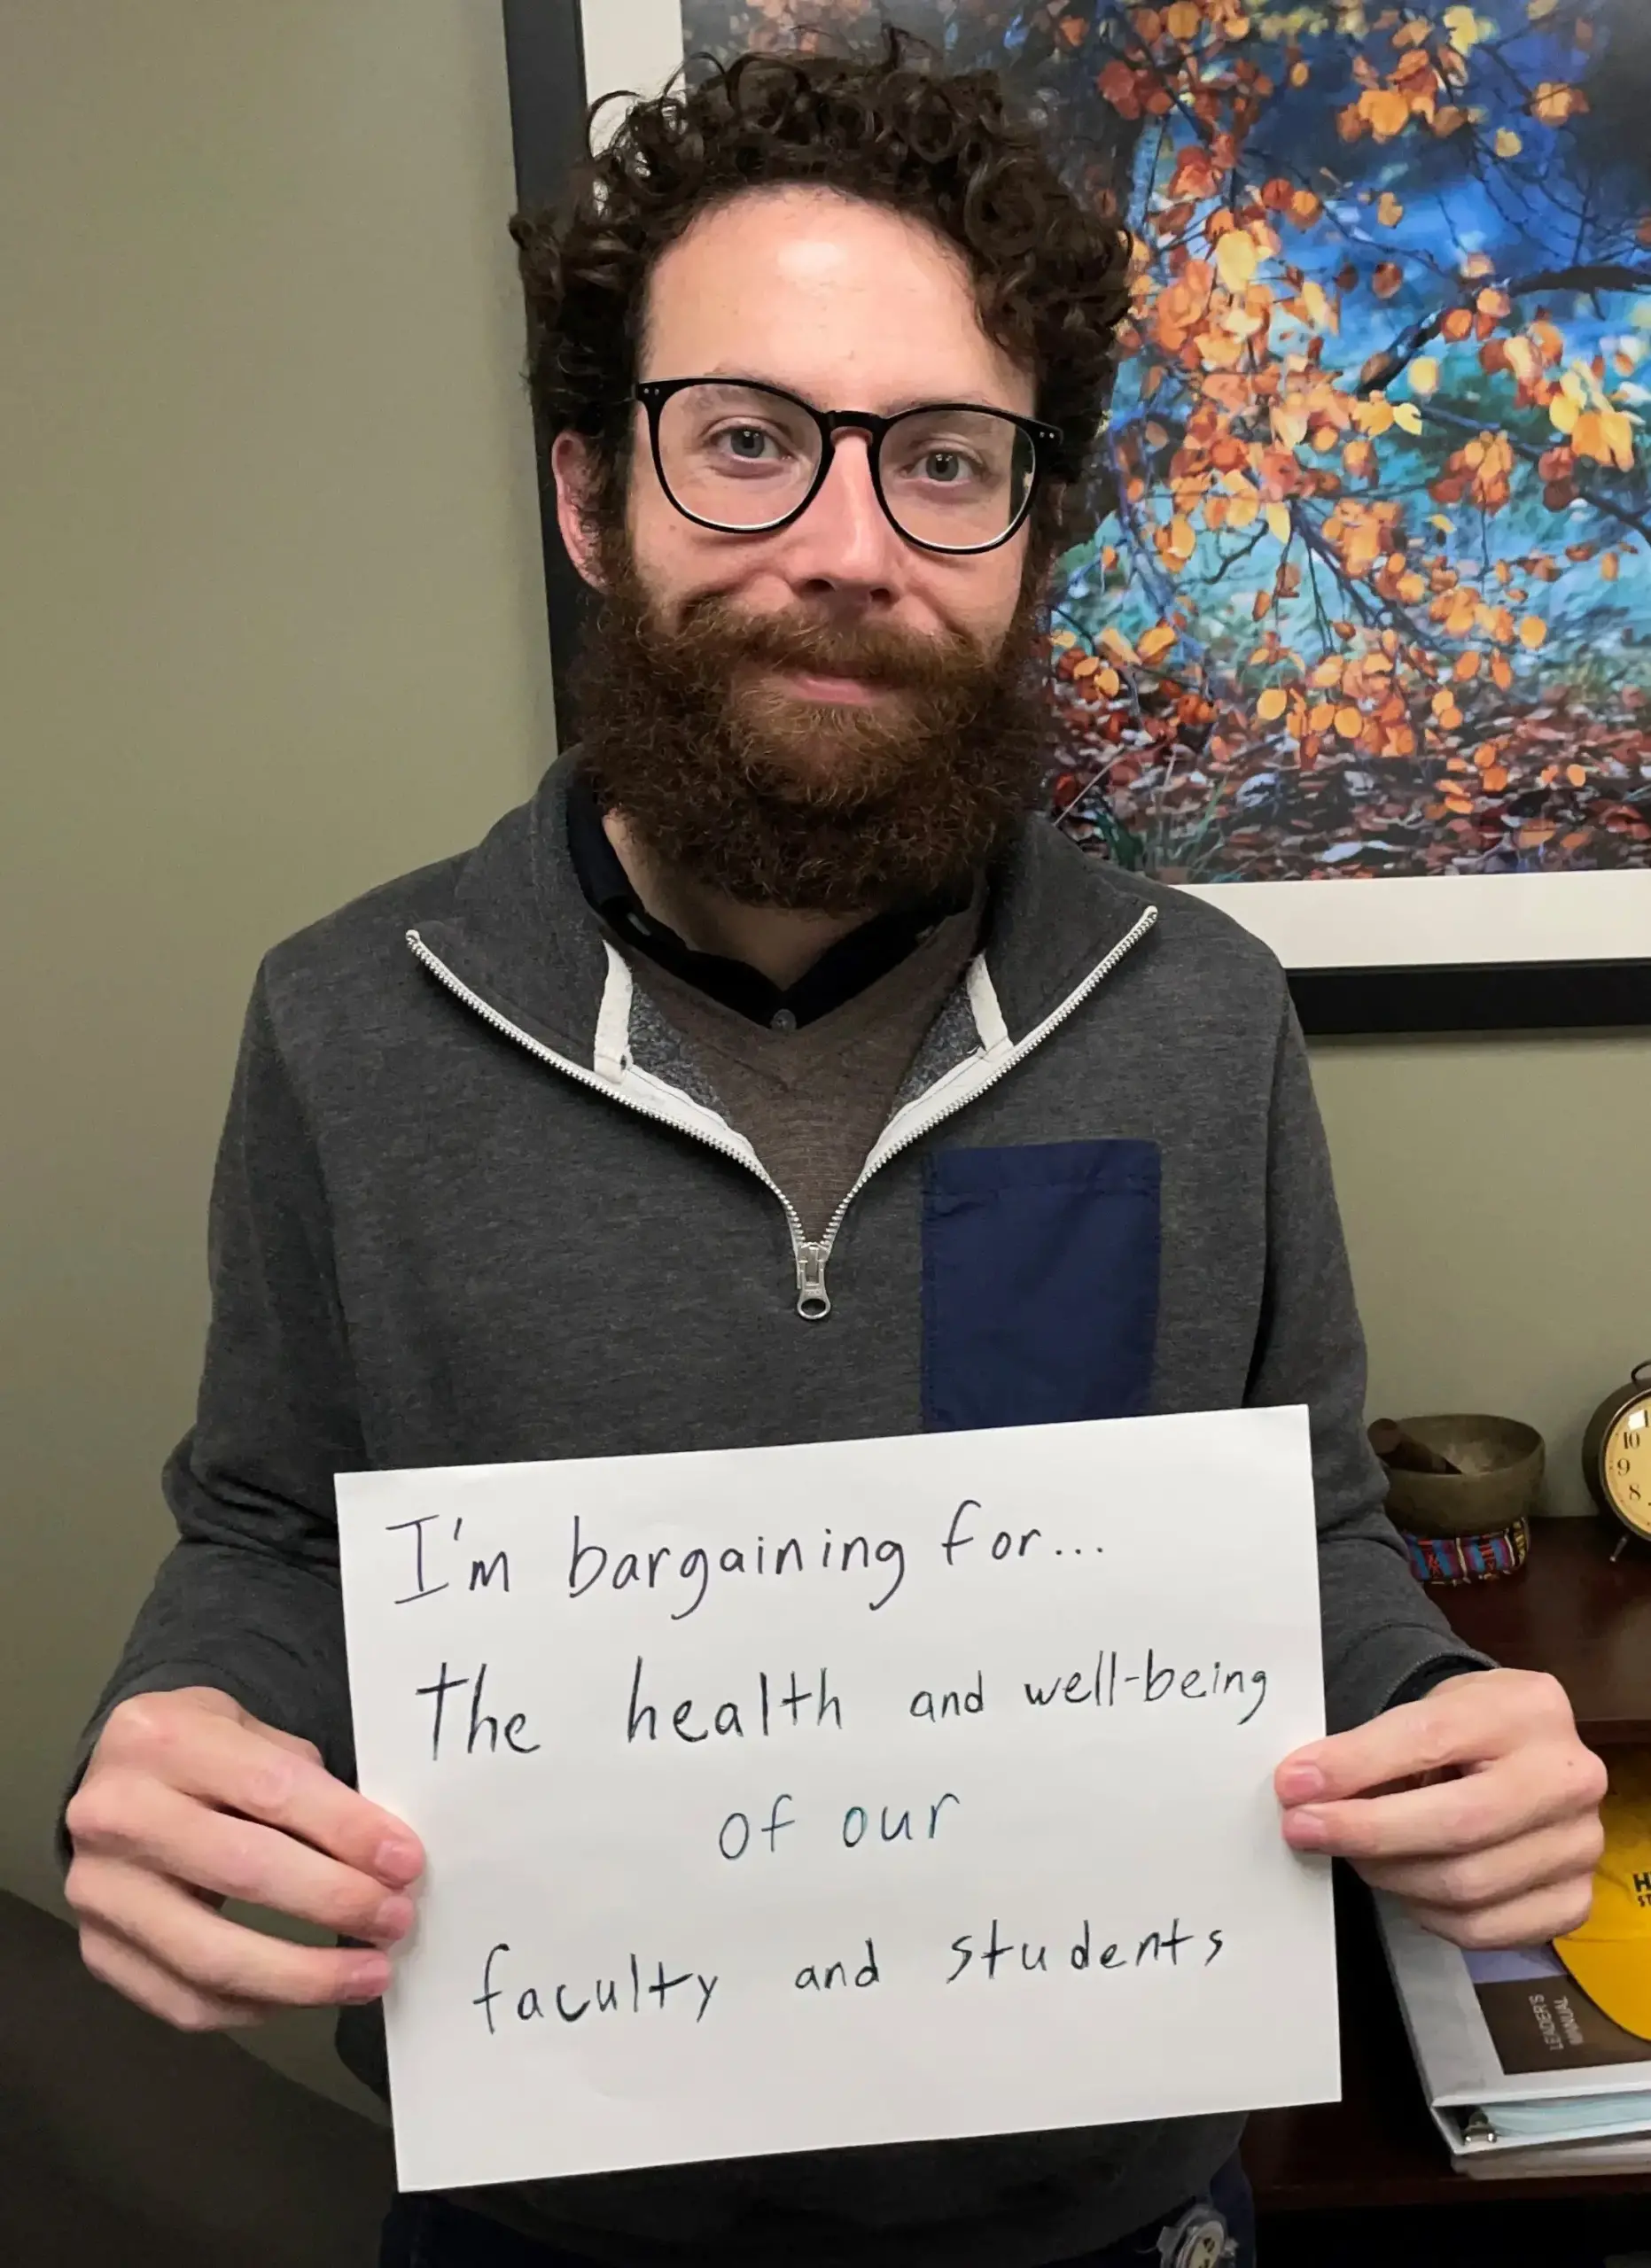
[{"x1": 1382, "y1": 1414, "x2": 1546, "y2": 1540}]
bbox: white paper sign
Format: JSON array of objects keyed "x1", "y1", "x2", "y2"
[{"x1": 337, "y1": 1407, "x2": 1338, "y2": 2194}]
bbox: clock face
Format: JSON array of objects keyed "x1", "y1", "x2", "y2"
[{"x1": 1605, "y1": 1403, "x2": 1651, "y2": 1538}]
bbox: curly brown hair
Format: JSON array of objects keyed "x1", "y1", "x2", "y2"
[{"x1": 508, "y1": 26, "x2": 1133, "y2": 557}]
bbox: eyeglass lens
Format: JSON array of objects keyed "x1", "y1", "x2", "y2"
[{"x1": 653, "y1": 383, "x2": 1036, "y2": 549}]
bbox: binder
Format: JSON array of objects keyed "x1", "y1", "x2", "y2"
[{"x1": 1374, "y1": 1892, "x2": 1651, "y2": 2168}]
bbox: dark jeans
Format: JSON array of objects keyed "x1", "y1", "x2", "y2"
[{"x1": 380, "y1": 2155, "x2": 1255, "y2": 2268}]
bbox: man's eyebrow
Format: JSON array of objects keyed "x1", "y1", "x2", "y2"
[{"x1": 690, "y1": 367, "x2": 1019, "y2": 417}]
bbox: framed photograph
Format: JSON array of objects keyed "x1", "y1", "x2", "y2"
[{"x1": 501, "y1": 0, "x2": 1651, "y2": 1032}]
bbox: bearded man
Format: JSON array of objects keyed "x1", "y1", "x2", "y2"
[{"x1": 65, "y1": 33, "x2": 1604, "y2": 2268}]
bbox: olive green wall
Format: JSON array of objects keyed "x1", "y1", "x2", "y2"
[
  {"x1": 1, "y1": 3, "x2": 551, "y2": 2105},
  {"x1": 1314, "y1": 1035, "x2": 1649, "y2": 1518},
  {"x1": 2, "y1": 3, "x2": 1645, "y2": 2112}
]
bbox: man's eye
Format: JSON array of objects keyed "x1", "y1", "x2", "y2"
[
  {"x1": 714, "y1": 425, "x2": 781, "y2": 461},
  {"x1": 901, "y1": 448, "x2": 981, "y2": 485}
]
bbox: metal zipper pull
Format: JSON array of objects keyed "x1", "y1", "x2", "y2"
[{"x1": 794, "y1": 1241, "x2": 832, "y2": 1321}]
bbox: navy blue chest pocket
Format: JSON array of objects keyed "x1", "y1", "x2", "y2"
[{"x1": 921, "y1": 1140, "x2": 1161, "y2": 1433}]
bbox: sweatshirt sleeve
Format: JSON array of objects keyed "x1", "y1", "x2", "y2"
[
  {"x1": 1248, "y1": 994, "x2": 1493, "y2": 1734},
  {"x1": 64, "y1": 967, "x2": 363, "y2": 1833}
]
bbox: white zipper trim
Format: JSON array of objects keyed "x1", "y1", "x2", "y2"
[
  {"x1": 966, "y1": 955, "x2": 1010, "y2": 1052},
  {"x1": 406, "y1": 927, "x2": 811, "y2": 1248},
  {"x1": 407, "y1": 928, "x2": 778, "y2": 1179},
  {"x1": 591, "y1": 944, "x2": 633, "y2": 1084},
  {"x1": 405, "y1": 901, "x2": 1156, "y2": 1321}
]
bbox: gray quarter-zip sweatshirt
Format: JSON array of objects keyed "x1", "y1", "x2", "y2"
[{"x1": 73, "y1": 757, "x2": 1487, "y2": 2267}]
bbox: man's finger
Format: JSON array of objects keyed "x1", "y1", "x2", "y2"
[
  {"x1": 1407, "y1": 1877, "x2": 1596, "y2": 1953},
  {"x1": 92, "y1": 1697, "x2": 424, "y2": 1889},
  {"x1": 1274, "y1": 1669, "x2": 1572, "y2": 1805},
  {"x1": 254, "y1": 1724, "x2": 326, "y2": 1768},
  {"x1": 155, "y1": 1687, "x2": 320, "y2": 1762},
  {"x1": 1281, "y1": 1749, "x2": 1589, "y2": 1862},
  {"x1": 73, "y1": 1860, "x2": 393, "y2": 2007},
  {"x1": 68, "y1": 1776, "x2": 415, "y2": 1946},
  {"x1": 1352, "y1": 1813, "x2": 1605, "y2": 1910},
  {"x1": 79, "y1": 1921, "x2": 266, "y2": 2033}
]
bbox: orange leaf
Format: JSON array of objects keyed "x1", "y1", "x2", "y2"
[
  {"x1": 1518, "y1": 615, "x2": 1547, "y2": 649},
  {"x1": 1137, "y1": 623, "x2": 1179, "y2": 662},
  {"x1": 1566, "y1": 764, "x2": 1588, "y2": 787},
  {"x1": 1483, "y1": 765, "x2": 1509, "y2": 794},
  {"x1": 1214, "y1": 228, "x2": 1260, "y2": 294},
  {"x1": 1453, "y1": 651, "x2": 1482, "y2": 681},
  {"x1": 1334, "y1": 706, "x2": 1363, "y2": 738},
  {"x1": 1530, "y1": 81, "x2": 1587, "y2": 126},
  {"x1": 1359, "y1": 88, "x2": 1412, "y2": 141},
  {"x1": 1373, "y1": 261, "x2": 1405, "y2": 300},
  {"x1": 1256, "y1": 687, "x2": 1289, "y2": 722}
]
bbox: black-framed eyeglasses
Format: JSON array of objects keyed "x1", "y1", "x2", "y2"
[{"x1": 632, "y1": 377, "x2": 1063, "y2": 555}]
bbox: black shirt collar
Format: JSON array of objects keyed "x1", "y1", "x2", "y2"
[{"x1": 565, "y1": 768, "x2": 970, "y2": 1030}]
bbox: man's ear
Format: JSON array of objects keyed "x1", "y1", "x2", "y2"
[{"x1": 550, "y1": 430, "x2": 609, "y2": 591}]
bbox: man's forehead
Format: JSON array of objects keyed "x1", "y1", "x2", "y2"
[{"x1": 640, "y1": 187, "x2": 1035, "y2": 414}]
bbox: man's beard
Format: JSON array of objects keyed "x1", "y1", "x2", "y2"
[{"x1": 569, "y1": 536, "x2": 1054, "y2": 914}]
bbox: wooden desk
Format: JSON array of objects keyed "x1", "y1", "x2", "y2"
[
  {"x1": 1247, "y1": 1516, "x2": 1651, "y2": 2212},
  {"x1": 1435, "y1": 1518, "x2": 1651, "y2": 1748}
]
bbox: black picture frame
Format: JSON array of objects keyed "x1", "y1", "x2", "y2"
[{"x1": 497, "y1": 0, "x2": 1651, "y2": 1037}]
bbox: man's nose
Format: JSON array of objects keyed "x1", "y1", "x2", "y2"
[{"x1": 781, "y1": 431, "x2": 907, "y2": 601}]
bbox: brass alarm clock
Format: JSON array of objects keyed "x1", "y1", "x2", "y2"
[{"x1": 1581, "y1": 1361, "x2": 1651, "y2": 1550}]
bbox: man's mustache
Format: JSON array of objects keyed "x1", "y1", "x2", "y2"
[{"x1": 675, "y1": 598, "x2": 981, "y2": 692}]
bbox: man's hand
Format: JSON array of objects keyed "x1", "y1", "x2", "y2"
[
  {"x1": 66, "y1": 1687, "x2": 424, "y2": 2032},
  {"x1": 1274, "y1": 1668, "x2": 1607, "y2": 1949}
]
